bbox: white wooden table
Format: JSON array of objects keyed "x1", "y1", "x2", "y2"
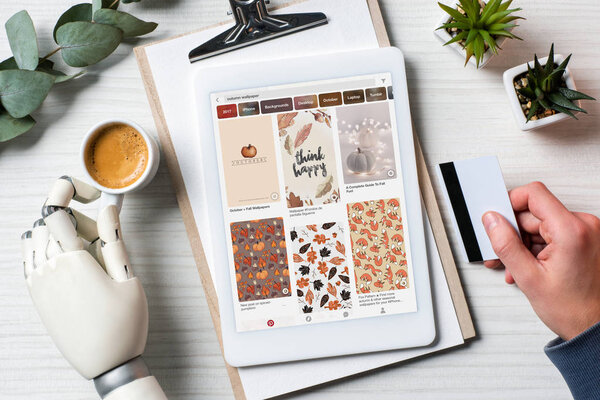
[{"x1": 1, "y1": 1, "x2": 598, "y2": 399}]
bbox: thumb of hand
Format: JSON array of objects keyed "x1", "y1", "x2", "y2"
[{"x1": 482, "y1": 212, "x2": 538, "y2": 286}]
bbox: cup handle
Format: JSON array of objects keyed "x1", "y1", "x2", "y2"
[{"x1": 99, "y1": 192, "x2": 124, "y2": 214}]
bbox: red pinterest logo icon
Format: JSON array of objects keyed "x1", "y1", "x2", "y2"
[{"x1": 267, "y1": 319, "x2": 275, "y2": 327}]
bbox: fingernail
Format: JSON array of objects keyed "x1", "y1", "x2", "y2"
[{"x1": 482, "y1": 212, "x2": 498, "y2": 231}]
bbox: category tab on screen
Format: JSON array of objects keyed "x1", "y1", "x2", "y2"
[
  {"x1": 238, "y1": 101, "x2": 260, "y2": 116},
  {"x1": 318, "y1": 92, "x2": 343, "y2": 107},
  {"x1": 294, "y1": 95, "x2": 318, "y2": 110},
  {"x1": 217, "y1": 104, "x2": 238, "y2": 119},
  {"x1": 261, "y1": 98, "x2": 293, "y2": 114},
  {"x1": 365, "y1": 87, "x2": 387, "y2": 102},
  {"x1": 343, "y1": 90, "x2": 365, "y2": 104}
]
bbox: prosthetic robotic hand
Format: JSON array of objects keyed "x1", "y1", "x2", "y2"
[{"x1": 21, "y1": 176, "x2": 167, "y2": 400}]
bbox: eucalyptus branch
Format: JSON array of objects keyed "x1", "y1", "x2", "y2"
[
  {"x1": 0, "y1": 1, "x2": 158, "y2": 142},
  {"x1": 41, "y1": 47, "x2": 62, "y2": 62}
]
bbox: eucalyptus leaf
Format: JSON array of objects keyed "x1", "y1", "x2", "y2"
[
  {"x1": 36, "y1": 59, "x2": 55, "y2": 71},
  {"x1": 5, "y1": 10, "x2": 39, "y2": 71},
  {"x1": 36, "y1": 60, "x2": 84, "y2": 83},
  {"x1": 0, "y1": 107, "x2": 36, "y2": 142},
  {"x1": 53, "y1": 4, "x2": 92, "y2": 42},
  {"x1": 1, "y1": 57, "x2": 77, "y2": 83},
  {"x1": 55, "y1": 72, "x2": 84, "y2": 83},
  {"x1": 105, "y1": 0, "x2": 120, "y2": 8},
  {"x1": 93, "y1": 9, "x2": 157, "y2": 38},
  {"x1": 49, "y1": 69, "x2": 84, "y2": 83},
  {"x1": 92, "y1": 0, "x2": 103, "y2": 16},
  {"x1": 92, "y1": 0, "x2": 121, "y2": 17},
  {"x1": 0, "y1": 70, "x2": 55, "y2": 118},
  {"x1": 56, "y1": 21, "x2": 123, "y2": 68},
  {"x1": 0, "y1": 57, "x2": 19, "y2": 71}
]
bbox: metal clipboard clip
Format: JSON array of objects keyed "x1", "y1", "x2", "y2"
[{"x1": 188, "y1": 0, "x2": 328, "y2": 63}]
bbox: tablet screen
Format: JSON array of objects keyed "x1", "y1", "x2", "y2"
[{"x1": 210, "y1": 73, "x2": 418, "y2": 332}]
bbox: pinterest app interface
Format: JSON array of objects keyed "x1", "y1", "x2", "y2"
[{"x1": 210, "y1": 73, "x2": 418, "y2": 332}]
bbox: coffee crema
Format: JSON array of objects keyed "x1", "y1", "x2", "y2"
[{"x1": 84, "y1": 123, "x2": 149, "y2": 189}]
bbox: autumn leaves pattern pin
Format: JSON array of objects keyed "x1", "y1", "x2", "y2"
[
  {"x1": 291, "y1": 222, "x2": 352, "y2": 313},
  {"x1": 348, "y1": 198, "x2": 409, "y2": 294},
  {"x1": 231, "y1": 218, "x2": 291, "y2": 302}
]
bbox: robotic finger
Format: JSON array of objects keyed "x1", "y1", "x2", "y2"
[
  {"x1": 42, "y1": 176, "x2": 100, "y2": 252},
  {"x1": 43, "y1": 176, "x2": 101, "y2": 242},
  {"x1": 31, "y1": 219, "x2": 50, "y2": 269},
  {"x1": 32, "y1": 218, "x2": 64, "y2": 264},
  {"x1": 88, "y1": 238, "x2": 106, "y2": 271},
  {"x1": 70, "y1": 208, "x2": 99, "y2": 242},
  {"x1": 98, "y1": 205, "x2": 132, "y2": 282},
  {"x1": 21, "y1": 231, "x2": 34, "y2": 278},
  {"x1": 45, "y1": 176, "x2": 101, "y2": 209},
  {"x1": 44, "y1": 209, "x2": 84, "y2": 253}
]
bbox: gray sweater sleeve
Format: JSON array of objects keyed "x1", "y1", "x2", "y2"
[{"x1": 544, "y1": 322, "x2": 600, "y2": 400}]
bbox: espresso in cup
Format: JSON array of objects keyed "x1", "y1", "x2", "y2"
[{"x1": 84, "y1": 123, "x2": 149, "y2": 189}]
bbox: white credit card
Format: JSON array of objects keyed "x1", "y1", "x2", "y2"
[{"x1": 436, "y1": 156, "x2": 519, "y2": 262}]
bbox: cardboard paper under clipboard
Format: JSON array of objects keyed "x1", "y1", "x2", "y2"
[{"x1": 135, "y1": 1, "x2": 475, "y2": 398}]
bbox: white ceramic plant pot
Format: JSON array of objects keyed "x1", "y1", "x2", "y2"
[
  {"x1": 433, "y1": 10, "x2": 514, "y2": 68},
  {"x1": 503, "y1": 54, "x2": 578, "y2": 131}
]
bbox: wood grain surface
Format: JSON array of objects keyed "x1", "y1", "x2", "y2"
[{"x1": 1, "y1": 1, "x2": 598, "y2": 399}]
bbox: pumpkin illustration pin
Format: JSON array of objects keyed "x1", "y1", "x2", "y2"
[
  {"x1": 346, "y1": 148, "x2": 376, "y2": 174},
  {"x1": 241, "y1": 144, "x2": 257, "y2": 158}
]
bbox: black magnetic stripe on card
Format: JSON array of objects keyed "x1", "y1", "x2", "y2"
[{"x1": 439, "y1": 162, "x2": 483, "y2": 262}]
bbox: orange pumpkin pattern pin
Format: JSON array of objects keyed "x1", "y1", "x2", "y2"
[
  {"x1": 230, "y1": 218, "x2": 291, "y2": 302},
  {"x1": 347, "y1": 198, "x2": 409, "y2": 294}
]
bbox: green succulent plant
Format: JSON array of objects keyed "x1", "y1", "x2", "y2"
[
  {"x1": 437, "y1": 0, "x2": 523, "y2": 67},
  {"x1": 518, "y1": 44, "x2": 596, "y2": 121}
]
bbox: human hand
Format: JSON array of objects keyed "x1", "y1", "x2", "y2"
[
  {"x1": 22, "y1": 176, "x2": 166, "y2": 399},
  {"x1": 482, "y1": 182, "x2": 600, "y2": 341}
]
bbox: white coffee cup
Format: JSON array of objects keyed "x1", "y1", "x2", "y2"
[{"x1": 80, "y1": 119, "x2": 160, "y2": 212}]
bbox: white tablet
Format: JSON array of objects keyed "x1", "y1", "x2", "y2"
[{"x1": 193, "y1": 47, "x2": 435, "y2": 367}]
